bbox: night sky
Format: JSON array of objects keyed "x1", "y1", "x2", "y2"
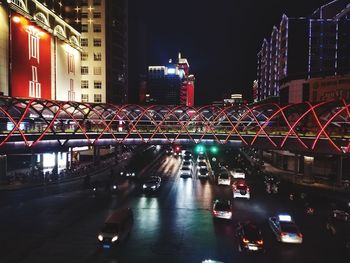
[{"x1": 128, "y1": 0, "x2": 331, "y2": 105}]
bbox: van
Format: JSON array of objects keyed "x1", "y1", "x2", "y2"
[{"x1": 97, "y1": 207, "x2": 133, "y2": 248}]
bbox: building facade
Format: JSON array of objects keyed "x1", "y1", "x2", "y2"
[
  {"x1": 256, "y1": 0, "x2": 350, "y2": 103},
  {"x1": 145, "y1": 53, "x2": 195, "y2": 106},
  {"x1": 0, "y1": 0, "x2": 82, "y2": 101},
  {"x1": 63, "y1": 0, "x2": 128, "y2": 104}
]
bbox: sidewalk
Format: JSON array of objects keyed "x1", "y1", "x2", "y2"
[{"x1": 0, "y1": 149, "x2": 133, "y2": 191}]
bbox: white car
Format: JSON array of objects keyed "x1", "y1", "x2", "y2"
[
  {"x1": 232, "y1": 168, "x2": 245, "y2": 179},
  {"x1": 218, "y1": 173, "x2": 230, "y2": 185},
  {"x1": 197, "y1": 167, "x2": 209, "y2": 179},
  {"x1": 180, "y1": 166, "x2": 192, "y2": 178},
  {"x1": 212, "y1": 199, "x2": 232, "y2": 220},
  {"x1": 268, "y1": 214, "x2": 303, "y2": 244},
  {"x1": 182, "y1": 160, "x2": 193, "y2": 169},
  {"x1": 197, "y1": 161, "x2": 207, "y2": 169},
  {"x1": 232, "y1": 179, "x2": 250, "y2": 199}
]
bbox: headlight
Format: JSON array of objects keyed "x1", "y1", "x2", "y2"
[
  {"x1": 120, "y1": 172, "x2": 124, "y2": 175},
  {"x1": 113, "y1": 185, "x2": 117, "y2": 190},
  {"x1": 132, "y1": 173, "x2": 135, "y2": 176},
  {"x1": 111, "y1": 235, "x2": 119, "y2": 242},
  {"x1": 151, "y1": 185, "x2": 156, "y2": 189},
  {"x1": 143, "y1": 184, "x2": 147, "y2": 189},
  {"x1": 98, "y1": 235, "x2": 103, "y2": 241}
]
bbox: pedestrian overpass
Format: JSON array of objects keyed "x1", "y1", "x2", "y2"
[{"x1": 0, "y1": 96, "x2": 349, "y2": 155}]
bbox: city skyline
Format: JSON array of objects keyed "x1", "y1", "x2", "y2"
[{"x1": 129, "y1": 0, "x2": 332, "y2": 105}]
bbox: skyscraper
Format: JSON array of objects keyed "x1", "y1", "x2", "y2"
[
  {"x1": 256, "y1": 0, "x2": 350, "y2": 104},
  {"x1": 63, "y1": 0, "x2": 128, "y2": 104}
]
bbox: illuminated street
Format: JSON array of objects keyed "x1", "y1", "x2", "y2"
[{"x1": 0, "y1": 150, "x2": 348, "y2": 262}]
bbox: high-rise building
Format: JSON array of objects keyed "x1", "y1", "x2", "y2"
[
  {"x1": 0, "y1": 0, "x2": 82, "y2": 101},
  {"x1": 64, "y1": 0, "x2": 128, "y2": 104},
  {"x1": 145, "y1": 53, "x2": 195, "y2": 106},
  {"x1": 256, "y1": 0, "x2": 350, "y2": 104}
]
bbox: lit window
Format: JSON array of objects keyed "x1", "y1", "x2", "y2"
[
  {"x1": 81, "y1": 80, "x2": 89, "y2": 89},
  {"x1": 94, "y1": 80, "x2": 102, "y2": 89},
  {"x1": 94, "y1": 52, "x2": 102, "y2": 61},
  {"x1": 81, "y1": 52, "x2": 88, "y2": 61},
  {"x1": 81, "y1": 38, "x2": 88, "y2": 47},
  {"x1": 93, "y1": 24, "x2": 101, "y2": 32},
  {"x1": 93, "y1": 67, "x2": 101, "y2": 75},
  {"x1": 81, "y1": 94, "x2": 89, "y2": 102},
  {"x1": 81, "y1": 66, "x2": 89, "y2": 75},
  {"x1": 94, "y1": 94, "x2": 102, "y2": 103},
  {"x1": 93, "y1": 38, "x2": 101, "y2": 47}
]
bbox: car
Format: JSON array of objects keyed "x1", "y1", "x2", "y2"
[
  {"x1": 165, "y1": 146, "x2": 173, "y2": 155},
  {"x1": 264, "y1": 173, "x2": 280, "y2": 185},
  {"x1": 183, "y1": 150, "x2": 192, "y2": 157},
  {"x1": 197, "y1": 155, "x2": 206, "y2": 162},
  {"x1": 268, "y1": 214, "x2": 303, "y2": 244},
  {"x1": 232, "y1": 168, "x2": 245, "y2": 179},
  {"x1": 180, "y1": 166, "x2": 192, "y2": 178},
  {"x1": 326, "y1": 209, "x2": 350, "y2": 249},
  {"x1": 182, "y1": 160, "x2": 193, "y2": 169},
  {"x1": 235, "y1": 221, "x2": 264, "y2": 252},
  {"x1": 232, "y1": 179, "x2": 250, "y2": 199},
  {"x1": 97, "y1": 207, "x2": 133, "y2": 248},
  {"x1": 198, "y1": 167, "x2": 209, "y2": 179},
  {"x1": 212, "y1": 199, "x2": 232, "y2": 220},
  {"x1": 120, "y1": 167, "x2": 136, "y2": 178},
  {"x1": 217, "y1": 171, "x2": 230, "y2": 186},
  {"x1": 142, "y1": 176, "x2": 161, "y2": 191},
  {"x1": 183, "y1": 155, "x2": 193, "y2": 162},
  {"x1": 197, "y1": 161, "x2": 207, "y2": 169}
]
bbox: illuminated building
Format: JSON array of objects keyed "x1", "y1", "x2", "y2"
[
  {"x1": 0, "y1": 0, "x2": 82, "y2": 101},
  {"x1": 256, "y1": 0, "x2": 350, "y2": 103},
  {"x1": 146, "y1": 53, "x2": 195, "y2": 106},
  {"x1": 63, "y1": 0, "x2": 128, "y2": 104}
]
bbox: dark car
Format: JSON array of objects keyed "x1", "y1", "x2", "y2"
[
  {"x1": 235, "y1": 222, "x2": 264, "y2": 252},
  {"x1": 120, "y1": 167, "x2": 136, "y2": 178},
  {"x1": 142, "y1": 176, "x2": 161, "y2": 192},
  {"x1": 263, "y1": 173, "x2": 280, "y2": 185},
  {"x1": 326, "y1": 209, "x2": 350, "y2": 249},
  {"x1": 97, "y1": 207, "x2": 133, "y2": 248}
]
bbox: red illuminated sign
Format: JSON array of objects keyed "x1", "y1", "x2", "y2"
[{"x1": 10, "y1": 15, "x2": 51, "y2": 99}]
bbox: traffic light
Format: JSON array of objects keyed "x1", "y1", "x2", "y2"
[
  {"x1": 210, "y1": 145, "x2": 219, "y2": 154},
  {"x1": 195, "y1": 144, "x2": 205, "y2": 154}
]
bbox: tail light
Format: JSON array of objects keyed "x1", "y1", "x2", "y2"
[
  {"x1": 242, "y1": 238, "x2": 249, "y2": 244},
  {"x1": 281, "y1": 232, "x2": 287, "y2": 236},
  {"x1": 247, "y1": 187, "x2": 250, "y2": 192},
  {"x1": 257, "y1": 240, "x2": 263, "y2": 245},
  {"x1": 298, "y1": 233, "x2": 303, "y2": 238},
  {"x1": 213, "y1": 210, "x2": 218, "y2": 215}
]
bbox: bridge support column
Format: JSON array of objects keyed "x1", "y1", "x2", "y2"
[
  {"x1": 336, "y1": 155, "x2": 343, "y2": 184},
  {"x1": 0, "y1": 155, "x2": 7, "y2": 184},
  {"x1": 303, "y1": 155, "x2": 314, "y2": 183},
  {"x1": 53, "y1": 152, "x2": 59, "y2": 175},
  {"x1": 93, "y1": 146, "x2": 100, "y2": 165}
]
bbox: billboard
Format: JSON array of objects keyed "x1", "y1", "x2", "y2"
[
  {"x1": 56, "y1": 39, "x2": 81, "y2": 102},
  {"x1": 10, "y1": 15, "x2": 51, "y2": 99}
]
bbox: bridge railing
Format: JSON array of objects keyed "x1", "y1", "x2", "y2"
[{"x1": 0, "y1": 97, "x2": 349, "y2": 153}]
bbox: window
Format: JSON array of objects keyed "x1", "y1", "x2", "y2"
[
  {"x1": 94, "y1": 94, "x2": 102, "y2": 103},
  {"x1": 81, "y1": 80, "x2": 89, "y2": 89},
  {"x1": 94, "y1": 67, "x2": 101, "y2": 75},
  {"x1": 93, "y1": 0, "x2": 101, "y2": 5},
  {"x1": 81, "y1": 94, "x2": 89, "y2": 102},
  {"x1": 94, "y1": 52, "x2": 102, "y2": 61},
  {"x1": 81, "y1": 66, "x2": 89, "y2": 75},
  {"x1": 81, "y1": 12, "x2": 88, "y2": 18},
  {"x1": 93, "y1": 12, "x2": 101, "y2": 18},
  {"x1": 81, "y1": 38, "x2": 88, "y2": 47},
  {"x1": 93, "y1": 38, "x2": 101, "y2": 47},
  {"x1": 81, "y1": 24, "x2": 88, "y2": 32},
  {"x1": 93, "y1": 24, "x2": 101, "y2": 32},
  {"x1": 94, "y1": 80, "x2": 102, "y2": 89},
  {"x1": 81, "y1": 52, "x2": 88, "y2": 61}
]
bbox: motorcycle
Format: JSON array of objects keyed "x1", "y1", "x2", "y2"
[{"x1": 271, "y1": 183, "x2": 279, "y2": 194}]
